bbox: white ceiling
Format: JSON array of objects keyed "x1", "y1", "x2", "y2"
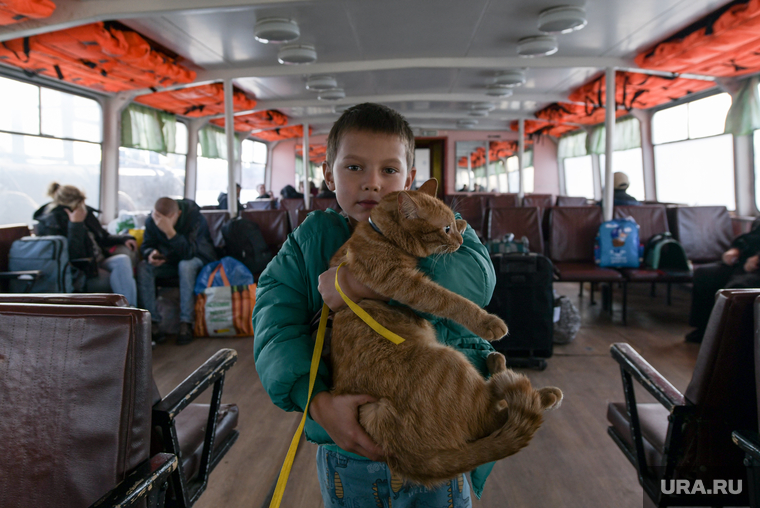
[{"x1": 3, "y1": 0, "x2": 733, "y2": 133}]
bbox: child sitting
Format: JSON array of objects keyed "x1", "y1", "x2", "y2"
[{"x1": 253, "y1": 103, "x2": 498, "y2": 506}]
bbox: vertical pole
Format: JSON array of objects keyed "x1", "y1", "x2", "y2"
[
  {"x1": 485, "y1": 142, "x2": 491, "y2": 192},
  {"x1": 223, "y1": 79, "x2": 237, "y2": 217},
  {"x1": 303, "y1": 123, "x2": 310, "y2": 208},
  {"x1": 101, "y1": 93, "x2": 133, "y2": 222},
  {"x1": 632, "y1": 109, "x2": 656, "y2": 202},
  {"x1": 603, "y1": 67, "x2": 616, "y2": 222},
  {"x1": 467, "y1": 155, "x2": 472, "y2": 191},
  {"x1": 184, "y1": 118, "x2": 204, "y2": 200},
  {"x1": 518, "y1": 118, "x2": 525, "y2": 200}
]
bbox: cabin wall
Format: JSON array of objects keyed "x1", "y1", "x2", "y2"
[
  {"x1": 271, "y1": 139, "x2": 297, "y2": 197},
  {"x1": 532, "y1": 136, "x2": 560, "y2": 196},
  {"x1": 441, "y1": 129, "x2": 519, "y2": 195}
]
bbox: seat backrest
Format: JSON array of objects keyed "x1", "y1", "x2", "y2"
[
  {"x1": 201, "y1": 210, "x2": 231, "y2": 249},
  {"x1": 0, "y1": 293, "x2": 129, "y2": 306},
  {"x1": 0, "y1": 223, "x2": 30, "y2": 271},
  {"x1": 487, "y1": 194, "x2": 520, "y2": 209},
  {"x1": 556, "y1": 195, "x2": 590, "y2": 207},
  {"x1": 245, "y1": 200, "x2": 275, "y2": 211},
  {"x1": 0, "y1": 303, "x2": 153, "y2": 508},
  {"x1": 296, "y1": 208, "x2": 310, "y2": 227},
  {"x1": 755, "y1": 295, "x2": 760, "y2": 425},
  {"x1": 487, "y1": 207, "x2": 545, "y2": 254},
  {"x1": 279, "y1": 198, "x2": 306, "y2": 230},
  {"x1": 523, "y1": 194, "x2": 554, "y2": 208},
  {"x1": 311, "y1": 197, "x2": 341, "y2": 212},
  {"x1": 240, "y1": 210, "x2": 291, "y2": 254},
  {"x1": 666, "y1": 206, "x2": 733, "y2": 263},
  {"x1": 614, "y1": 205, "x2": 669, "y2": 244},
  {"x1": 548, "y1": 206, "x2": 603, "y2": 262},
  {"x1": 447, "y1": 195, "x2": 484, "y2": 233}
]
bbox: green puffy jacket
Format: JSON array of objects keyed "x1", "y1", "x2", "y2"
[{"x1": 252, "y1": 209, "x2": 497, "y2": 497}]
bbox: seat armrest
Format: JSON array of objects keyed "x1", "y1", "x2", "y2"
[
  {"x1": 610, "y1": 343, "x2": 685, "y2": 410},
  {"x1": 733, "y1": 430, "x2": 760, "y2": 460},
  {"x1": 89, "y1": 453, "x2": 177, "y2": 508},
  {"x1": 153, "y1": 349, "x2": 238, "y2": 419}
]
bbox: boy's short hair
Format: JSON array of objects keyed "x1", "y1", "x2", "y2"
[{"x1": 326, "y1": 103, "x2": 415, "y2": 170}]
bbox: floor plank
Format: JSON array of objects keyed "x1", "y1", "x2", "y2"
[{"x1": 152, "y1": 281, "x2": 699, "y2": 508}]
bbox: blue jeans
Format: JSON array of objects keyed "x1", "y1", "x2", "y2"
[
  {"x1": 85, "y1": 254, "x2": 137, "y2": 306},
  {"x1": 316, "y1": 446, "x2": 471, "y2": 508},
  {"x1": 137, "y1": 257, "x2": 204, "y2": 324}
]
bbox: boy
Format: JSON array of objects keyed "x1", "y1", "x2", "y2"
[{"x1": 253, "y1": 103, "x2": 497, "y2": 506}]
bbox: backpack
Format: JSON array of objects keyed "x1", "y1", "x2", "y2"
[
  {"x1": 485, "y1": 233, "x2": 530, "y2": 255},
  {"x1": 221, "y1": 217, "x2": 273, "y2": 276},
  {"x1": 594, "y1": 218, "x2": 640, "y2": 268},
  {"x1": 8, "y1": 236, "x2": 75, "y2": 292},
  {"x1": 644, "y1": 232, "x2": 691, "y2": 272}
]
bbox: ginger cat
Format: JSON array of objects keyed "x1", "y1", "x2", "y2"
[{"x1": 329, "y1": 179, "x2": 562, "y2": 487}]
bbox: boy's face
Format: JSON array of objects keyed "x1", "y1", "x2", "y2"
[{"x1": 323, "y1": 130, "x2": 415, "y2": 222}]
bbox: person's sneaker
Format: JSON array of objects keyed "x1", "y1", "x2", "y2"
[
  {"x1": 152, "y1": 323, "x2": 167, "y2": 345},
  {"x1": 685, "y1": 328, "x2": 704, "y2": 344},
  {"x1": 177, "y1": 322, "x2": 194, "y2": 346}
]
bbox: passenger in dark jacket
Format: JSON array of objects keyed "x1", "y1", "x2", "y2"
[
  {"x1": 315, "y1": 180, "x2": 336, "y2": 199},
  {"x1": 137, "y1": 197, "x2": 216, "y2": 345},
  {"x1": 34, "y1": 182, "x2": 137, "y2": 305},
  {"x1": 686, "y1": 217, "x2": 760, "y2": 343},
  {"x1": 217, "y1": 183, "x2": 242, "y2": 214},
  {"x1": 599, "y1": 172, "x2": 640, "y2": 207}
]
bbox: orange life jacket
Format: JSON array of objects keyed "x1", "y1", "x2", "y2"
[
  {"x1": 211, "y1": 110, "x2": 288, "y2": 132},
  {"x1": 136, "y1": 82, "x2": 256, "y2": 117},
  {"x1": 0, "y1": 0, "x2": 55, "y2": 26}
]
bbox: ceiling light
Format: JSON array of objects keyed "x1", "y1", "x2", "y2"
[
  {"x1": 538, "y1": 6, "x2": 587, "y2": 34},
  {"x1": 469, "y1": 110, "x2": 489, "y2": 117},
  {"x1": 457, "y1": 119, "x2": 478, "y2": 128},
  {"x1": 277, "y1": 45, "x2": 317, "y2": 65},
  {"x1": 516, "y1": 35, "x2": 558, "y2": 57},
  {"x1": 254, "y1": 18, "x2": 300, "y2": 43},
  {"x1": 318, "y1": 88, "x2": 345, "y2": 101},
  {"x1": 485, "y1": 85, "x2": 514, "y2": 97},
  {"x1": 306, "y1": 76, "x2": 337, "y2": 91},
  {"x1": 470, "y1": 102, "x2": 495, "y2": 111},
  {"x1": 494, "y1": 70, "x2": 526, "y2": 87}
]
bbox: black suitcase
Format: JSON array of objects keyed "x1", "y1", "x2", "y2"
[{"x1": 486, "y1": 253, "x2": 554, "y2": 370}]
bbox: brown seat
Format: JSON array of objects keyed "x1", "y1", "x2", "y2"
[
  {"x1": 240, "y1": 209, "x2": 291, "y2": 254},
  {"x1": 556, "y1": 195, "x2": 590, "y2": 206},
  {"x1": 279, "y1": 197, "x2": 306, "y2": 230},
  {"x1": 201, "y1": 210, "x2": 231, "y2": 250},
  {"x1": 311, "y1": 197, "x2": 341, "y2": 212},
  {"x1": 0, "y1": 294, "x2": 239, "y2": 508},
  {"x1": 666, "y1": 206, "x2": 733, "y2": 264},
  {"x1": 296, "y1": 208, "x2": 311, "y2": 227},
  {"x1": 608, "y1": 288, "x2": 759, "y2": 507},
  {"x1": 523, "y1": 194, "x2": 554, "y2": 208},
  {"x1": 486, "y1": 207, "x2": 544, "y2": 254},
  {"x1": 447, "y1": 195, "x2": 485, "y2": 236},
  {"x1": 245, "y1": 200, "x2": 276, "y2": 210},
  {"x1": 487, "y1": 194, "x2": 520, "y2": 208},
  {"x1": 0, "y1": 302, "x2": 176, "y2": 508}
]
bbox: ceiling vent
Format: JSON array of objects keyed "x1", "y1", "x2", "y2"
[
  {"x1": 334, "y1": 104, "x2": 352, "y2": 114},
  {"x1": 538, "y1": 6, "x2": 587, "y2": 34},
  {"x1": 494, "y1": 70, "x2": 526, "y2": 87},
  {"x1": 485, "y1": 85, "x2": 514, "y2": 97},
  {"x1": 306, "y1": 76, "x2": 337, "y2": 91},
  {"x1": 469, "y1": 110, "x2": 489, "y2": 117},
  {"x1": 457, "y1": 119, "x2": 478, "y2": 128},
  {"x1": 516, "y1": 35, "x2": 558, "y2": 57},
  {"x1": 254, "y1": 18, "x2": 300, "y2": 43},
  {"x1": 278, "y1": 45, "x2": 317, "y2": 65},
  {"x1": 318, "y1": 88, "x2": 345, "y2": 100},
  {"x1": 471, "y1": 102, "x2": 496, "y2": 111}
]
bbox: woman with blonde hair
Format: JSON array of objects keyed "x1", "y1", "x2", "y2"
[{"x1": 32, "y1": 182, "x2": 138, "y2": 305}]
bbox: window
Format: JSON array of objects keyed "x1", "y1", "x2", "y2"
[
  {"x1": 0, "y1": 76, "x2": 102, "y2": 226},
  {"x1": 599, "y1": 148, "x2": 645, "y2": 201},
  {"x1": 197, "y1": 153, "x2": 229, "y2": 208},
  {"x1": 504, "y1": 150, "x2": 534, "y2": 193},
  {"x1": 652, "y1": 93, "x2": 735, "y2": 208},
  {"x1": 240, "y1": 139, "x2": 267, "y2": 203},
  {"x1": 563, "y1": 155, "x2": 594, "y2": 199}
]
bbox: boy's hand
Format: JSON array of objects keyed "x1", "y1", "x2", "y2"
[
  {"x1": 318, "y1": 265, "x2": 386, "y2": 310},
  {"x1": 309, "y1": 391, "x2": 386, "y2": 462}
]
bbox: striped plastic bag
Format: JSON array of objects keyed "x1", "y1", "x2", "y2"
[{"x1": 194, "y1": 261, "x2": 256, "y2": 337}]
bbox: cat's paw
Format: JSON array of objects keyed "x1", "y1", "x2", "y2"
[
  {"x1": 474, "y1": 314, "x2": 508, "y2": 342},
  {"x1": 486, "y1": 352, "x2": 507, "y2": 374},
  {"x1": 538, "y1": 387, "x2": 563, "y2": 410}
]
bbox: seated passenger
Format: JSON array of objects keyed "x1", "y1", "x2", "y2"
[
  {"x1": 612, "y1": 172, "x2": 640, "y2": 206},
  {"x1": 137, "y1": 197, "x2": 216, "y2": 345},
  {"x1": 34, "y1": 182, "x2": 137, "y2": 305},
  {"x1": 315, "y1": 180, "x2": 336, "y2": 199},
  {"x1": 217, "y1": 183, "x2": 243, "y2": 212},
  {"x1": 686, "y1": 218, "x2": 760, "y2": 343},
  {"x1": 256, "y1": 183, "x2": 274, "y2": 200},
  {"x1": 280, "y1": 184, "x2": 304, "y2": 200}
]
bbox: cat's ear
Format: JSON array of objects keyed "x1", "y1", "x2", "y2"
[
  {"x1": 417, "y1": 179, "x2": 438, "y2": 197},
  {"x1": 456, "y1": 219, "x2": 467, "y2": 234},
  {"x1": 398, "y1": 191, "x2": 420, "y2": 219}
]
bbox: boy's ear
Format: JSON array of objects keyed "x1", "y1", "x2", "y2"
[
  {"x1": 418, "y1": 179, "x2": 438, "y2": 197},
  {"x1": 322, "y1": 162, "x2": 335, "y2": 191},
  {"x1": 404, "y1": 167, "x2": 417, "y2": 190},
  {"x1": 398, "y1": 192, "x2": 419, "y2": 219}
]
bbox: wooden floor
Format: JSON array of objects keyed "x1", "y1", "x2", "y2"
[{"x1": 152, "y1": 281, "x2": 700, "y2": 508}]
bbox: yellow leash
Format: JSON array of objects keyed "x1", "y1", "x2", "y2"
[{"x1": 268, "y1": 263, "x2": 404, "y2": 508}]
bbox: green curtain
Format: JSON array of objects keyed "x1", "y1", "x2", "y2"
[
  {"x1": 198, "y1": 125, "x2": 243, "y2": 160},
  {"x1": 295, "y1": 156, "x2": 321, "y2": 179},
  {"x1": 558, "y1": 131, "x2": 588, "y2": 159},
  {"x1": 725, "y1": 76, "x2": 760, "y2": 137},
  {"x1": 587, "y1": 116, "x2": 641, "y2": 154},
  {"x1": 524, "y1": 149, "x2": 534, "y2": 168},
  {"x1": 121, "y1": 103, "x2": 176, "y2": 154}
]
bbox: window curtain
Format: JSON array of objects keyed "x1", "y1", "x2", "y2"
[
  {"x1": 724, "y1": 76, "x2": 760, "y2": 137},
  {"x1": 558, "y1": 131, "x2": 588, "y2": 159},
  {"x1": 121, "y1": 103, "x2": 176, "y2": 154},
  {"x1": 587, "y1": 116, "x2": 641, "y2": 154},
  {"x1": 198, "y1": 125, "x2": 242, "y2": 160}
]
